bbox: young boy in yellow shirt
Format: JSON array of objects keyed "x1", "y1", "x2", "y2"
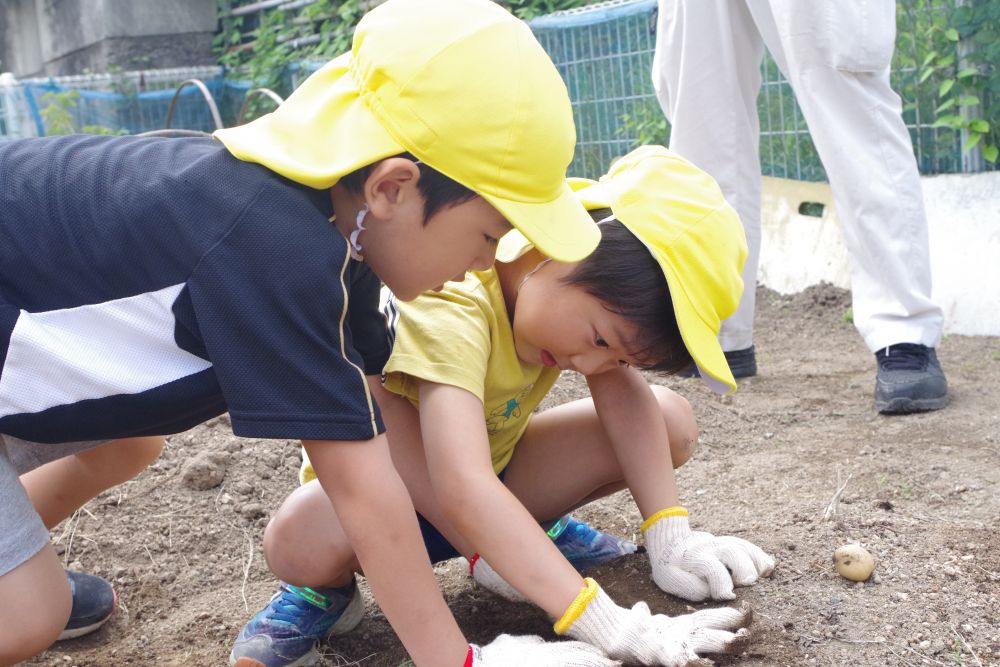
[
  {"x1": 238, "y1": 146, "x2": 770, "y2": 667},
  {"x1": 0, "y1": 1, "x2": 621, "y2": 665}
]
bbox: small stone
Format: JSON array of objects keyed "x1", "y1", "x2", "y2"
[
  {"x1": 893, "y1": 591, "x2": 909, "y2": 602},
  {"x1": 240, "y1": 502, "x2": 266, "y2": 520},
  {"x1": 180, "y1": 450, "x2": 229, "y2": 490}
]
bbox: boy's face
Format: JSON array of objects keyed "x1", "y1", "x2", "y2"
[
  {"x1": 352, "y1": 159, "x2": 513, "y2": 301},
  {"x1": 512, "y1": 260, "x2": 642, "y2": 375},
  {"x1": 366, "y1": 196, "x2": 512, "y2": 301}
]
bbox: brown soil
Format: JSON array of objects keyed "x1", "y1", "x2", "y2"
[{"x1": 27, "y1": 285, "x2": 1000, "y2": 667}]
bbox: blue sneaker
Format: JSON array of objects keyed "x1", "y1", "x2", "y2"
[
  {"x1": 546, "y1": 516, "x2": 637, "y2": 571},
  {"x1": 57, "y1": 570, "x2": 116, "y2": 640},
  {"x1": 229, "y1": 578, "x2": 364, "y2": 667}
]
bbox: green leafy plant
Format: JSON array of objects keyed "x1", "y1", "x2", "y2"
[
  {"x1": 616, "y1": 99, "x2": 669, "y2": 149},
  {"x1": 899, "y1": 0, "x2": 998, "y2": 164},
  {"x1": 39, "y1": 90, "x2": 127, "y2": 136},
  {"x1": 215, "y1": 0, "x2": 603, "y2": 122},
  {"x1": 39, "y1": 90, "x2": 80, "y2": 136}
]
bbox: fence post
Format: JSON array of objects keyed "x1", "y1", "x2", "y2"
[
  {"x1": 0, "y1": 72, "x2": 21, "y2": 138},
  {"x1": 955, "y1": 0, "x2": 984, "y2": 173}
]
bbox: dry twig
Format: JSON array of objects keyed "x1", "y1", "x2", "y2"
[
  {"x1": 822, "y1": 467, "x2": 853, "y2": 521},
  {"x1": 951, "y1": 625, "x2": 983, "y2": 667},
  {"x1": 241, "y1": 529, "x2": 254, "y2": 612}
]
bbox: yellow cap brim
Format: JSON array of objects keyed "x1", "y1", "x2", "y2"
[
  {"x1": 571, "y1": 150, "x2": 744, "y2": 394},
  {"x1": 483, "y1": 180, "x2": 599, "y2": 263},
  {"x1": 215, "y1": 54, "x2": 405, "y2": 189},
  {"x1": 658, "y1": 255, "x2": 738, "y2": 393}
]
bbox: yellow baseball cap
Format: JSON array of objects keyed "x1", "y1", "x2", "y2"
[
  {"x1": 569, "y1": 146, "x2": 747, "y2": 393},
  {"x1": 214, "y1": 0, "x2": 598, "y2": 263}
]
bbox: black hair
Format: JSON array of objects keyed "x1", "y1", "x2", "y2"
[
  {"x1": 561, "y1": 209, "x2": 692, "y2": 374},
  {"x1": 339, "y1": 152, "x2": 478, "y2": 221}
]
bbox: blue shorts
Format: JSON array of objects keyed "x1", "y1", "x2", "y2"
[{"x1": 417, "y1": 468, "x2": 506, "y2": 563}]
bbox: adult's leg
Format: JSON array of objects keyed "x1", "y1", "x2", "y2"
[
  {"x1": 21, "y1": 436, "x2": 165, "y2": 528},
  {"x1": 501, "y1": 385, "x2": 697, "y2": 523},
  {"x1": 653, "y1": 0, "x2": 766, "y2": 353},
  {"x1": 758, "y1": 0, "x2": 944, "y2": 351}
]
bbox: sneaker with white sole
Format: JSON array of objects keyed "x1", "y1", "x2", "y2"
[
  {"x1": 229, "y1": 577, "x2": 364, "y2": 667},
  {"x1": 57, "y1": 570, "x2": 116, "y2": 641},
  {"x1": 545, "y1": 516, "x2": 637, "y2": 571}
]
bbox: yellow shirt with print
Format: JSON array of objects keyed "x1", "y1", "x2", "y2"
[
  {"x1": 380, "y1": 267, "x2": 560, "y2": 474},
  {"x1": 301, "y1": 264, "x2": 560, "y2": 484}
]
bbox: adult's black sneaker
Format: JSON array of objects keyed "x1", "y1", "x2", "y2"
[{"x1": 874, "y1": 343, "x2": 948, "y2": 414}]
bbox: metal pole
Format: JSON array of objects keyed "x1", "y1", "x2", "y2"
[{"x1": 955, "y1": 0, "x2": 984, "y2": 173}]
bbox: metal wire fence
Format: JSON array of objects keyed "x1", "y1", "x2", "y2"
[
  {"x1": 1, "y1": 0, "x2": 990, "y2": 182},
  {"x1": 0, "y1": 66, "x2": 250, "y2": 140},
  {"x1": 530, "y1": 0, "x2": 990, "y2": 180}
]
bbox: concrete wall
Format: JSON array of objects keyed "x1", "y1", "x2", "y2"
[
  {"x1": 758, "y1": 173, "x2": 1000, "y2": 336},
  {"x1": 1, "y1": 0, "x2": 217, "y2": 77}
]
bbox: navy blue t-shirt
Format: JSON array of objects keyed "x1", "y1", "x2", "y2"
[{"x1": 0, "y1": 134, "x2": 389, "y2": 444}]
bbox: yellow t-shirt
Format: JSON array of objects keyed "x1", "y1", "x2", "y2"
[
  {"x1": 301, "y1": 234, "x2": 558, "y2": 484},
  {"x1": 381, "y1": 268, "x2": 560, "y2": 473}
]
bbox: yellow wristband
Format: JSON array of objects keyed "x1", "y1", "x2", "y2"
[
  {"x1": 553, "y1": 577, "x2": 599, "y2": 635},
  {"x1": 640, "y1": 506, "x2": 688, "y2": 534}
]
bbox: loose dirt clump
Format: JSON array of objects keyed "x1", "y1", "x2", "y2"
[{"x1": 29, "y1": 284, "x2": 1000, "y2": 667}]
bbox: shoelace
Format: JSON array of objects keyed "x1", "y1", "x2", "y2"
[
  {"x1": 264, "y1": 588, "x2": 325, "y2": 625},
  {"x1": 877, "y1": 344, "x2": 930, "y2": 371}
]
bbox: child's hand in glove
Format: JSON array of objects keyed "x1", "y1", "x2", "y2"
[
  {"x1": 557, "y1": 578, "x2": 753, "y2": 666},
  {"x1": 471, "y1": 634, "x2": 621, "y2": 666},
  {"x1": 643, "y1": 507, "x2": 775, "y2": 601}
]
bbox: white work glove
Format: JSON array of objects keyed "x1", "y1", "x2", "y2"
[
  {"x1": 557, "y1": 578, "x2": 752, "y2": 666},
  {"x1": 464, "y1": 553, "x2": 528, "y2": 602},
  {"x1": 471, "y1": 635, "x2": 622, "y2": 666},
  {"x1": 644, "y1": 507, "x2": 775, "y2": 601}
]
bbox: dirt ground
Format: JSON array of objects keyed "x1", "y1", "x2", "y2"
[{"x1": 26, "y1": 284, "x2": 1000, "y2": 667}]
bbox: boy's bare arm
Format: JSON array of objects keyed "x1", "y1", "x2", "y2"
[
  {"x1": 586, "y1": 367, "x2": 680, "y2": 517},
  {"x1": 417, "y1": 381, "x2": 585, "y2": 618},
  {"x1": 302, "y1": 436, "x2": 468, "y2": 667},
  {"x1": 586, "y1": 369, "x2": 776, "y2": 603}
]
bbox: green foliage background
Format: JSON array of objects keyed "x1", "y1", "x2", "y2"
[
  {"x1": 215, "y1": 0, "x2": 996, "y2": 167},
  {"x1": 214, "y1": 0, "x2": 595, "y2": 112}
]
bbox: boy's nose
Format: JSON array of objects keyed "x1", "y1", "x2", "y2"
[
  {"x1": 569, "y1": 351, "x2": 617, "y2": 376},
  {"x1": 472, "y1": 245, "x2": 499, "y2": 272}
]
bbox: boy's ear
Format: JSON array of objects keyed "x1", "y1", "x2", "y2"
[{"x1": 364, "y1": 157, "x2": 422, "y2": 220}]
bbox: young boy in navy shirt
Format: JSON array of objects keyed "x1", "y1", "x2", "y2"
[{"x1": 0, "y1": 1, "x2": 622, "y2": 665}]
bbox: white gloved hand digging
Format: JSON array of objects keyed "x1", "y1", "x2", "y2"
[
  {"x1": 556, "y1": 578, "x2": 753, "y2": 666},
  {"x1": 471, "y1": 634, "x2": 622, "y2": 666},
  {"x1": 644, "y1": 507, "x2": 775, "y2": 601}
]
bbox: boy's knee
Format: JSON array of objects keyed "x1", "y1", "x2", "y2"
[
  {"x1": 651, "y1": 386, "x2": 698, "y2": 468},
  {"x1": 78, "y1": 436, "x2": 165, "y2": 479},
  {"x1": 120, "y1": 436, "x2": 165, "y2": 471},
  {"x1": 0, "y1": 550, "x2": 71, "y2": 665},
  {"x1": 263, "y1": 484, "x2": 356, "y2": 583}
]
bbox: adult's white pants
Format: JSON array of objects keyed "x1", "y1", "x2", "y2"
[{"x1": 652, "y1": 0, "x2": 944, "y2": 353}]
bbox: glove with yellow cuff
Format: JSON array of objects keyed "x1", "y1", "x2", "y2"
[
  {"x1": 643, "y1": 506, "x2": 775, "y2": 602},
  {"x1": 555, "y1": 578, "x2": 752, "y2": 666},
  {"x1": 470, "y1": 634, "x2": 622, "y2": 666}
]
